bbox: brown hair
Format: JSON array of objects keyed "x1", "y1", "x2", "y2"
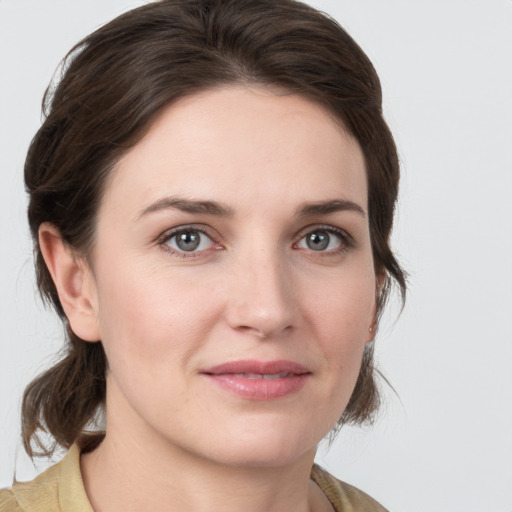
[{"x1": 22, "y1": 0, "x2": 406, "y2": 457}]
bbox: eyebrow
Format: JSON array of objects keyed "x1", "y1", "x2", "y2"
[
  {"x1": 137, "y1": 196, "x2": 235, "y2": 220},
  {"x1": 296, "y1": 199, "x2": 366, "y2": 218},
  {"x1": 136, "y1": 196, "x2": 365, "y2": 221}
]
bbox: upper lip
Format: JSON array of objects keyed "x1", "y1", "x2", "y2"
[{"x1": 201, "y1": 360, "x2": 310, "y2": 375}]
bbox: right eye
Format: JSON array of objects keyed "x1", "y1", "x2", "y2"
[{"x1": 163, "y1": 228, "x2": 215, "y2": 254}]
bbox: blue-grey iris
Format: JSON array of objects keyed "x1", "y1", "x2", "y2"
[
  {"x1": 176, "y1": 231, "x2": 201, "y2": 251},
  {"x1": 306, "y1": 231, "x2": 330, "y2": 251}
]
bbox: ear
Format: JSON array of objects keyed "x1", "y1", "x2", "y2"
[{"x1": 39, "y1": 223, "x2": 101, "y2": 342}]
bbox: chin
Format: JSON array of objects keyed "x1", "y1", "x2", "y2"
[
  {"x1": 209, "y1": 441, "x2": 315, "y2": 469},
  {"x1": 190, "y1": 418, "x2": 325, "y2": 469}
]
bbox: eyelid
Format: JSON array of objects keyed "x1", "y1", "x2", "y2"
[
  {"x1": 293, "y1": 224, "x2": 356, "y2": 251},
  {"x1": 157, "y1": 224, "x2": 222, "y2": 258}
]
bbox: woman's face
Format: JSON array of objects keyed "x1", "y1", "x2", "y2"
[{"x1": 84, "y1": 86, "x2": 377, "y2": 467}]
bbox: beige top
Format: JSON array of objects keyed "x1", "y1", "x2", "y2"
[{"x1": 0, "y1": 444, "x2": 388, "y2": 511}]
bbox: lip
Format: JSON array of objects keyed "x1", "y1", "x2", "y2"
[{"x1": 200, "y1": 360, "x2": 310, "y2": 400}]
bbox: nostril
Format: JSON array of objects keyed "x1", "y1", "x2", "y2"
[
  {"x1": 235, "y1": 324, "x2": 294, "y2": 340},
  {"x1": 237, "y1": 325, "x2": 269, "y2": 339},
  {"x1": 225, "y1": 276, "x2": 296, "y2": 339}
]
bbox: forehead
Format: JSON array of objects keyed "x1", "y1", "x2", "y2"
[{"x1": 101, "y1": 85, "x2": 367, "y2": 217}]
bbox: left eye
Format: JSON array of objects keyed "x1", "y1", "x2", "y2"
[
  {"x1": 297, "y1": 229, "x2": 344, "y2": 252},
  {"x1": 165, "y1": 229, "x2": 214, "y2": 253}
]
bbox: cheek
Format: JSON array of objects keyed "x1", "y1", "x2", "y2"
[
  {"x1": 298, "y1": 289, "x2": 372, "y2": 439},
  {"x1": 303, "y1": 266, "x2": 376, "y2": 341},
  {"x1": 301, "y1": 264, "x2": 375, "y2": 391},
  {"x1": 93, "y1": 258, "x2": 220, "y2": 378}
]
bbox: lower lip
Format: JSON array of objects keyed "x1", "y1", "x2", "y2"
[{"x1": 204, "y1": 374, "x2": 309, "y2": 400}]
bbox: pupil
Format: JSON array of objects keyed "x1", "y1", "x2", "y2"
[
  {"x1": 176, "y1": 231, "x2": 200, "y2": 251},
  {"x1": 307, "y1": 231, "x2": 329, "y2": 251}
]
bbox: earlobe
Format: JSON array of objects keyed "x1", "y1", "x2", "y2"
[
  {"x1": 365, "y1": 324, "x2": 376, "y2": 345},
  {"x1": 39, "y1": 223, "x2": 101, "y2": 342}
]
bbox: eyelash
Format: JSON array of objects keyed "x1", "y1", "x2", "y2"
[
  {"x1": 293, "y1": 224, "x2": 355, "y2": 256},
  {"x1": 158, "y1": 225, "x2": 221, "y2": 259},
  {"x1": 157, "y1": 224, "x2": 355, "y2": 259}
]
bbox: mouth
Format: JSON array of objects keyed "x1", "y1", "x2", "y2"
[
  {"x1": 228, "y1": 372, "x2": 295, "y2": 380},
  {"x1": 200, "y1": 360, "x2": 311, "y2": 400}
]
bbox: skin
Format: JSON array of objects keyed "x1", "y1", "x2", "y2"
[{"x1": 40, "y1": 85, "x2": 378, "y2": 512}]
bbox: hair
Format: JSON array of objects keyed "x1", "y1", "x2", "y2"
[{"x1": 22, "y1": 0, "x2": 406, "y2": 457}]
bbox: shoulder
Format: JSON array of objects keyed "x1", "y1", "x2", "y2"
[
  {"x1": 0, "y1": 489, "x2": 21, "y2": 512},
  {"x1": 0, "y1": 461, "x2": 60, "y2": 512},
  {"x1": 311, "y1": 464, "x2": 390, "y2": 512},
  {"x1": 0, "y1": 444, "x2": 92, "y2": 512}
]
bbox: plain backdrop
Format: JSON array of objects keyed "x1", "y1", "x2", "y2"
[{"x1": 1, "y1": 1, "x2": 511, "y2": 511}]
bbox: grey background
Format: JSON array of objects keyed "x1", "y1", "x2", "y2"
[{"x1": 1, "y1": 1, "x2": 511, "y2": 510}]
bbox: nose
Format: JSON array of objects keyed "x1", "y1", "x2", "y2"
[{"x1": 224, "y1": 249, "x2": 296, "y2": 340}]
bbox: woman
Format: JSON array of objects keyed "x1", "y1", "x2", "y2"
[{"x1": 0, "y1": 0, "x2": 406, "y2": 510}]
